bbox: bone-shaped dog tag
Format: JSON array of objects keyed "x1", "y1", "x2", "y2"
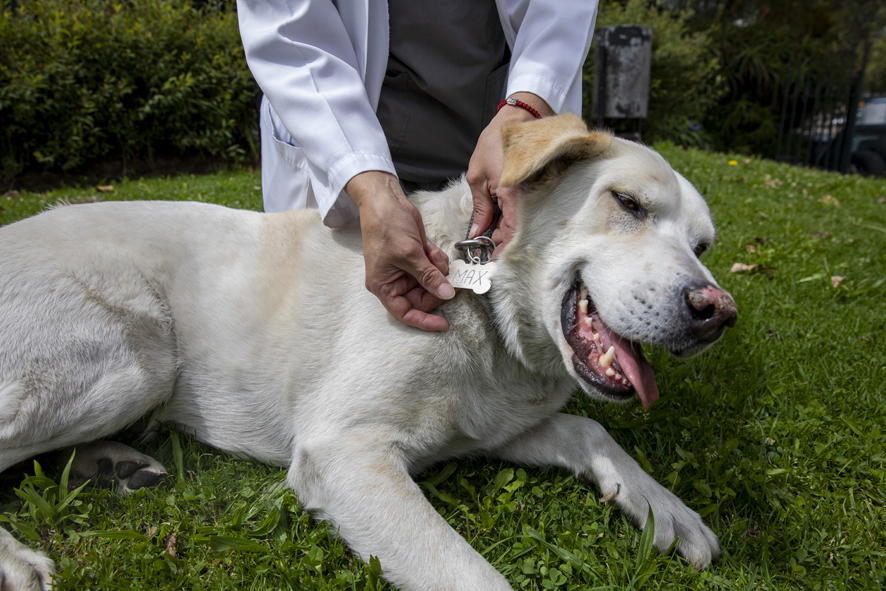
[{"x1": 447, "y1": 260, "x2": 496, "y2": 294}]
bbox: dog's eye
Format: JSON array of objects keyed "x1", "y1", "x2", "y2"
[
  {"x1": 693, "y1": 244, "x2": 708, "y2": 258},
  {"x1": 612, "y1": 191, "x2": 639, "y2": 212}
]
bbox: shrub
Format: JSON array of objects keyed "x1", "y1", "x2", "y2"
[
  {"x1": 0, "y1": 0, "x2": 258, "y2": 178},
  {"x1": 584, "y1": 0, "x2": 726, "y2": 149}
]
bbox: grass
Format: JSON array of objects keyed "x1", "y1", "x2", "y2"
[{"x1": 1, "y1": 147, "x2": 885, "y2": 590}]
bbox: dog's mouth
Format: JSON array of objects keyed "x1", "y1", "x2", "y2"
[{"x1": 561, "y1": 281, "x2": 660, "y2": 411}]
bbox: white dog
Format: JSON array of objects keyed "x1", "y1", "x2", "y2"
[{"x1": 0, "y1": 114, "x2": 736, "y2": 591}]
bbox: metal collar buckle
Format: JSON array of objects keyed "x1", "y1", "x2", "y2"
[{"x1": 454, "y1": 236, "x2": 495, "y2": 265}]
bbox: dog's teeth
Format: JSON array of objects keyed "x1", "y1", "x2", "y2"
[
  {"x1": 579, "y1": 299, "x2": 588, "y2": 314},
  {"x1": 584, "y1": 316, "x2": 593, "y2": 327},
  {"x1": 605, "y1": 368, "x2": 615, "y2": 377},
  {"x1": 599, "y1": 346, "x2": 615, "y2": 367},
  {"x1": 593, "y1": 333, "x2": 599, "y2": 340},
  {"x1": 614, "y1": 373, "x2": 622, "y2": 380},
  {"x1": 579, "y1": 283, "x2": 588, "y2": 300}
]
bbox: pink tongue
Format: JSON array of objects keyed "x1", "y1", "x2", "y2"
[{"x1": 599, "y1": 323, "x2": 660, "y2": 411}]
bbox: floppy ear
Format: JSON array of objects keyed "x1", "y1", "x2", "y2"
[{"x1": 499, "y1": 112, "x2": 612, "y2": 188}]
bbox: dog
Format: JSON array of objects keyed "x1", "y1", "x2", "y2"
[{"x1": 0, "y1": 114, "x2": 736, "y2": 591}]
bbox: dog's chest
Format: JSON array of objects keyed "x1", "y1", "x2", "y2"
[{"x1": 400, "y1": 294, "x2": 574, "y2": 462}]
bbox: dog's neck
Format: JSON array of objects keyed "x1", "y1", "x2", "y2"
[{"x1": 412, "y1": 181, "x2": 568, "y2": 380}]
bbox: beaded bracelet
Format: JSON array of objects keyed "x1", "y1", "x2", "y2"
[{"x1": 497, "y1": 97, "x2": 542, "y2": 119}]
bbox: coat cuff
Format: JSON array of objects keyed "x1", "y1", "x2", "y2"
[{"x1": 315, "y1": 153, "x2": 398, "y2": 228}]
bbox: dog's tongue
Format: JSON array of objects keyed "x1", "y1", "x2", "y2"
[{"x1": 597, "y1": 322, "x2": 659, "y2": 411}]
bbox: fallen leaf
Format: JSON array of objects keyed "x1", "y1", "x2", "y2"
[
  {"x1": 822, "y1": 194, "x2": 841, "y2": 207},
  {"x1": 731, "y1": 263, "x2": 758, "y2": 273},
  {"x1": 96, "y1": 185, "x2": 114, "y2": 193},
  {"x1": 831, "y1": 276, "x2": 844, "y2": 288},
  {"x1": 746, "y1": 244, "x2": 757, "y2": 254},
  {"x1": 877, "y1": 196, "x2": 885, "y2": 204},
  {"x1": 744, "y1": 158, "x2": 752, "y2": 163},
  {"x1": 3, "y1": 190, "x2": 20, "y2": 198},
  {"x1": 165, "y1": 533, "x2": 178, "y2": 557}
]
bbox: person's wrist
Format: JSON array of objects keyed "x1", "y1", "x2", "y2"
[
  {"x1": 345, "y1": 171, "x2": 403, "y2": 213},
  {"x1": 498, "y1": 92, "x2": 554, "y2": 120}
]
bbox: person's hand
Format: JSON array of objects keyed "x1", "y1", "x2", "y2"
[
  {"x1": 346, "y1": 171, "x2": 455, "y2": 331},
  {"x1": 466, "y1": 92, "x2": 554, "y2": 258}
]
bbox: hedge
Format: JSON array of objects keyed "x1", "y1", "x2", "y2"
[
  {"x1": 1, "y1": 0, "x2": 725, "y2": 182},
  {"x1": 0, "y1": 0, "x2": 258, "y2": 178}
]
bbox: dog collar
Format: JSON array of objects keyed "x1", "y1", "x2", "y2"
[{"x1": 458, "y1": 196, "x2": 501, "y2": 264}]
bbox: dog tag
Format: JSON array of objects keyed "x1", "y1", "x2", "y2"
[{"x1": 447, "y1": 260, "x2": 496, "y2": 294}]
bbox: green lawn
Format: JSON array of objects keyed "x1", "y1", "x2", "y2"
[{"x1": 2, "y1": 147, "x2": 885, "y2": 590}]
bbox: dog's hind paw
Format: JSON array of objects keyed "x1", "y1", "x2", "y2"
[
  {"x1": 0, "y1": 528, "x2": 55, "y2": 591},
  {"x1": 59, "y1": 441, "x2": 168, "y2": 495}
]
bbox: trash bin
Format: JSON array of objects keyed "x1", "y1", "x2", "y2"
[{"x1": 592, "y1": 26, "x2": 653, "y2": 138}]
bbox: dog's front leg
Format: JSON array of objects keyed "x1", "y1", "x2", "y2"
[
  {"x1": 288, "y1": 438, "x2": 512, "y2": 591},
  {"x1": 489, "y1": 413, "x2": 719, "y2": 569}
]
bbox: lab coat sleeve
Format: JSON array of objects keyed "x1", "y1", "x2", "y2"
[
  {"x1": 502, "y1": 0, "x2": 599, "y2": 115},
  {"x1": 237, "y1": 0, "x2": 395, "y2": 223}
]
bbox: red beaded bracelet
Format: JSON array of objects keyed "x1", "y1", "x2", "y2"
[{"x1": 497, "y1": 97, "x2": 542, "y2": 119}]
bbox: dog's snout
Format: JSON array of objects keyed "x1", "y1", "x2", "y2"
[{"x1": 684, "y1": 285, "x2": 737, "y2": 342}]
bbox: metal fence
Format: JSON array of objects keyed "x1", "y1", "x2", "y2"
[{"x1": 776, "y1": 43, "x2": 871, "y2": 174}]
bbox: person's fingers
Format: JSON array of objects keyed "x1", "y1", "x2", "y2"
[
  {"x1": 426, "y1": 242, "x2": 449, "y2": 275},
  {"x1": 467, "y1": 182, "x2": 496, "y2": 240},
  {"x1": 376, "y1": 273, "x2": 450, "y2": 331},
  {"x1": 408, "y1": 251, "x2": 455, "y2": 302},
  {"x1": 491, "y1": 185, "x2": 520, "y2": 259}
]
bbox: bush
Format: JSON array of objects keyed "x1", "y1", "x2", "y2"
[
  {"x1": 0, "y1": 0, "x2": 258, "y2": 178},
  {"x1": 584, "y1": 0, "x2": 725, "y2": 149}
]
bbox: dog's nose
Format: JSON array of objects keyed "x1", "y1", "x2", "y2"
[{"x1": 684, "y1": 285, "x2": 737, "y2": 342}]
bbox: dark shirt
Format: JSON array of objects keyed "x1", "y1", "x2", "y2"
[{"x1": 377, "y1": 0, "x2": 509, "y2": 188}]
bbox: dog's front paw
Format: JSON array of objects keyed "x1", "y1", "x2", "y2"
[
  {"x1": 597, "y1": 475, "x2": 719, "y2": 569},
  {"x1": 0, "y1": 528, "x2": 55, "y2": 591}
]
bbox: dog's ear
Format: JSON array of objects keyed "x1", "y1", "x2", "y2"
[{"x1": 500, "y1": 113, "x2": 612, "y2": 188}]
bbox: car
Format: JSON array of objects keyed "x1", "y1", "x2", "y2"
[{"x1": 850, "y1": 97, "x2": 886, "y2": 177}]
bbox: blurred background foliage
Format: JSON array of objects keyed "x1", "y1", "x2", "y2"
[
  {"x1": 0, "y1": 0, "x2": 258, "y2": 186},
  {"x1": 1, "y1": 0, "x2": 885, "y2": 186}
]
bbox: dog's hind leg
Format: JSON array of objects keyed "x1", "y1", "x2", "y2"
[
  {"x1": 0, "y1": 263, "x2": 178, "y2": 473},
  {"x1": 289, "y1": 437, "x2": 513, "y2": 591},
  {"x1": 56, "y1": 441, "x2": 168, "y2": 494},
  {"x1": 488, "y1": 413, "x2": 720, "y2": 570}
]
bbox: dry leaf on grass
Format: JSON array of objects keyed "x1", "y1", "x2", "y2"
[
  {"x1": 822, "y1": 194, "x2": 841, "y2": 207},
  {"x1": 831, "y1": 276, "x2": 845, "y2": 288},
  {"x1": 96, "y1": 185, "x2": 115, "y2": 193},
  {"x1": 731, "y1": 263, "x2": 758, "y2": 273}
]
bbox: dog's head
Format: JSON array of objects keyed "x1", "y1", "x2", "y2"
[{"x1": 492, "y1": 114, "x2": 737, "y2": 411}]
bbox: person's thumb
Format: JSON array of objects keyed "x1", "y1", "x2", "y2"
[
  {"x1": 468, "y1": 183, "x2": 496, "y2": 239},
  {"x1": 413, "y1": 251, "x2": 455, "y2": 301}
]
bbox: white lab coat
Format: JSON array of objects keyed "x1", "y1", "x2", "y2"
[{"x1": 237, "y1": 0, "x2": 599, "y2": 225}]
